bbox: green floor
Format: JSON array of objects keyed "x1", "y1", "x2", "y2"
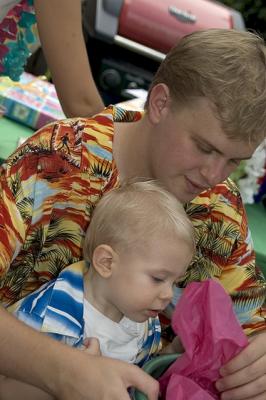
[
  {"x1": 0, "y1": 116, "x2": 34, "y2": 162},
  {"x1": 1, "y1": 116, "x2": 266, "y2": 274},
  {"x1": 245, "y1": 203, "x2": 266, "y2": 276}
]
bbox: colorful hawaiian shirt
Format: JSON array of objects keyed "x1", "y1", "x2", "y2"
[
  {"x1": 0, "y1": 105, "x2": 265, "y2": 336},
  {"x1": 7, "y1": 260, "x2": 161, "y2": 366}
]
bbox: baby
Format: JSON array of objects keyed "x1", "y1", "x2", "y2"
[{"x1": 1, "y1": 180, "x2": 195, "y2": 399}]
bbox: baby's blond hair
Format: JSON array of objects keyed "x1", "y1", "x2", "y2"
[
  {"x1": 146, "y1": 29, "x2": 266, "y2": 143},
  {"x1": 83, "y1": 180, "x2": 195, "y2": 262}
]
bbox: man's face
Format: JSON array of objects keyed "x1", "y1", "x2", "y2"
[{"x1": 148, "y1": 97, "x2": 258, "y2": 203}]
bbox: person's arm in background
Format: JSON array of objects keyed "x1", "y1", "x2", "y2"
[{"x1": 34, "y1": 0, "x2": 104, "y2": 118}]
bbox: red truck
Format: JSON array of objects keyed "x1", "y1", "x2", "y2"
[{"x1": 83, "y1": 0, "x2": 245, "y2": 103}]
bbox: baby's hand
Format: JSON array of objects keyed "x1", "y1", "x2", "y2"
[
  {"x1": 82, "y1": 337, "x2": 102, "y2": 356},
  {"x1": 160, "y1": 336, "x2": 184, "y2": 354}
]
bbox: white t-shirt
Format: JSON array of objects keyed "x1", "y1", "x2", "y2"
[{"x1": 83, "y1": 299, "x2": 146, "y2": 363}]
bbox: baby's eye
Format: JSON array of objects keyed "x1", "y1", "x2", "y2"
[
  {"x1": 229, "y1": 158, "x2": 241, "y2": 166},
  {"x1": 152, "y1": 276, "x2": 165, "y2": 283}
]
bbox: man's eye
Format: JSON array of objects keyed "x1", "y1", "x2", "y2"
[
  {"x1": 194, "y1": 140, "x2": 212, "y2": 154},
  {"x1": 198, "y1": 144, "x2": 212, "y2": 154}
]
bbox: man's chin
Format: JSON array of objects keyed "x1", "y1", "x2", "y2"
[
  {"x1": 162, "y1": 180, "x2": 201, "y2": 203},
  {"x1": 173, "y1": 191, "x2": 200, "y2": 204},
  {"x1": 183, "y1": 193, "x2": 201, "y2": 203}
]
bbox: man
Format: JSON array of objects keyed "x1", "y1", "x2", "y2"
[{"x1": 0, "y1": 29, "x2": 266, "y2": 399}]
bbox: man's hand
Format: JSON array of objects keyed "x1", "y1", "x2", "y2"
[
  {"x1": 55, "y1": 348, "x2": 159, "y2": 400},
  {"x1": 160, "y1": 336, "x2": 184, "y2": 355},
  {"x1": 216, "y1": 331, "x2": 266, "y2": 400}
]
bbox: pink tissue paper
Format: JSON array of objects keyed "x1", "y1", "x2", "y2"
[{"x1": 159, "y1": 279, "x2": 248, "y2": 399}]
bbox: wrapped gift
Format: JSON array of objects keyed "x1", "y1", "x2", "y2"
[{"x1": 0, "y1": 72, "x2": 65, "y2": 129}]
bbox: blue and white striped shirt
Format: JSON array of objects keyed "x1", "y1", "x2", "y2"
[{"x1": 7, "y1": 261, "x2": 161, "y2": 366}]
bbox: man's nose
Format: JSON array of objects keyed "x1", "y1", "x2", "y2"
[{"x1": 200, "y1": 157, "x2": 229, "y2": 187}]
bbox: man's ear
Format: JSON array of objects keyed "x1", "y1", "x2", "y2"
[
  {"x1": 147, "y1": 83, "x2": 170, "y2": 124},
  {"x1": 92, "y1": 244, "x2": 117, "y2": 278}
]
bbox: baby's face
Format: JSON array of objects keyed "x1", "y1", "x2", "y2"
[{"x1": 107, "y1": 236, "x2": 193, "y2": 323}]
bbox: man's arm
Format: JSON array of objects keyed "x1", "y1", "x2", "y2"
[
  {"x1": 207, "y1": 181, "x2": 266, "y2": 399},
  {"x1": 218, "y1": 196, "x2": 266, "y2": 335},
  {"x1": 189, "y1": 179, "x2": 266, "y2": 334},
  {"x1": 0, "y1": 306, "x2": 159, "y2": 400},
  {"x1": 34, "y1": 0, "x2": 104, "y2": 118}
]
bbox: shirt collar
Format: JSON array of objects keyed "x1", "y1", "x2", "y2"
[{"x1": 41, "y1": 261, "x2": 87, "y2": 339}]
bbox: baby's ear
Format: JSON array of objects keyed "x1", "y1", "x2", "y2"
[{"x1": 92, "y1": 244, "x2": 116, "y2": 278}]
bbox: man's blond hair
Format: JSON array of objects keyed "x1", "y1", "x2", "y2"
[
  {"x1": 83, "y1": 180, "x2": 195, "y2": 262},
  {"x1": 146, "y1": 29, "x2": 266, "y2": 143}
]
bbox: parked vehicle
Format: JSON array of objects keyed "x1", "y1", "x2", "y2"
[{"x1": 82, "y1": 0, "x2": 245, "y2": 104}]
